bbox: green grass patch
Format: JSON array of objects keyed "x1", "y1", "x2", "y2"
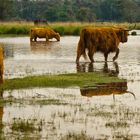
[
  {"x1": 0, "y1": 72, "x2": 125, "y2": 91},
  {"x1": 52, "y1": 25, "x2": 81, "y2": 35}
]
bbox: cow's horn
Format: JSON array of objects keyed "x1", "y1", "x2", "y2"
[{"x1": 126, "y1": 91, "x2": 136, "y2": 100}]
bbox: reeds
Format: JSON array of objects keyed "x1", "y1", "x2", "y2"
[
  {"x1": 0, "y1": 21, "x2": 33, "y2": 35},
  {"x1": 0, "y1": 21, "x2": 139, "y2": 36}
]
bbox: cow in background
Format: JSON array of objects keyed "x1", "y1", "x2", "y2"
[
  {"x1": 76, "y1": 27, "x2": 128, "y2": 62},
  {"x1": 30, "y1": 28, "x2": 60, "y2": 42}
]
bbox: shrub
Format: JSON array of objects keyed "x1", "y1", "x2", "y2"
[
  {"x1": 53, "y1": 26, "x2": 65, "y2": 35},
  {"x1": 131, "y1": 31, "x2": 137, "y2": 36}
]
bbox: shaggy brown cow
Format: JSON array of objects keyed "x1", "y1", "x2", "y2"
[
  {"x1": 76, "y1": 27, "x2": 128, "y2": 62},
  {"x1": 30, "y1": 28, "x2": 60, "y2": 42}
]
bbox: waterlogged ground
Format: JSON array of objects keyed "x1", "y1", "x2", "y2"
[{"x1": 0, "y1": 32, "x2": 140, "y2": 139}]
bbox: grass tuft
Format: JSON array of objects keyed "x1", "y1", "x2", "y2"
[{"x1": 11, "y1": 118, "x2": 43, "y2": 133}]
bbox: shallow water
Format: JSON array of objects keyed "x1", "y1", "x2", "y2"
[
  {"x1": 2, "y1": 36, "x2": 79, "y2": 78},
  {"x1": 0, "y1": 34, "x2": 140, "y2": 139}
]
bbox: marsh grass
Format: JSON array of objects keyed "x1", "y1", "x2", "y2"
[
  {"x1": 11, "y1": 119, "x2": 36, "y2": 132},
  {"x1": 60, "y1": 131, "x2": 94, "y2": 140},
  {"x1": 0, "y1": 22, "x2": 33, "y2": 35},
  {"x1": 0, "y1": 72, "x2": 125, "y2": 91},
  {"x1": 35, "y1": 99, "x2": 68, "y2": 106},
  {"x1": 0, "y1": 21, "x2": 139, "y2": 35},
  {"x1": 52, "y1": 25, "x2": 81, "y2": 35},
  {"x1": 0, "y1": 134, "x2": 5, "y2": 140},
  {"x1": 0, "y1": 97, "x2": 14, "y2": 107},
  {"x1": 105, "y1": 121, "x2": 129, "y2": 128},
  {"x1": 11, "y1": 118, "x2": 43, "y2": 133}
]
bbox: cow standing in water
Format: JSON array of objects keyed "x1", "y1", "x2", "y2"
[
  {"x1": 76, "y1": 27, "x2": 128, "y2": 62},
  {"x1": 30, "y1": 28, "x2": 60, "y2": 42}
]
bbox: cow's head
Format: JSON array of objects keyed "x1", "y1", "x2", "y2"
[
  {"x1": 119, "y1": 24, "x2": 136, "y2": 42},
  {"x1": 55, "y1": 33, "x2": 60, "y2": 41},
  {"x1": 113, "y1": 28, "x2": 128, "y2": 43},
  {"x1": 120, "y1": 29, "x2": 129, "y2": 43}
]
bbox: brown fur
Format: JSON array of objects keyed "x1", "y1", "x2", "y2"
[
  {"x1": 76, "y1": 27, "x2": 128, "y2": 62},
  {"x1": 30, "y1": 28, "x2": 60, "y2": 42},
  {"x1": 0, "y1": 47, "x2": 4, "y2": 83}
]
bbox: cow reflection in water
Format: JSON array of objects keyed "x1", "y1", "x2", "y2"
[
  {"x1": 0, "y1": 90, "x2": 3, "y2": 136},
  {"x1": 77, "y1": 62, "x2": 135, "y2": 100},
  {"x1": 80, "y1": 82, "x2": 135, "y2": 100},
  {"x1": 30, "y1": 41, "x2": 59, "y2": 54},
  {"x1": 77, "y1": 62, "x2": 119, "y2": 76}
]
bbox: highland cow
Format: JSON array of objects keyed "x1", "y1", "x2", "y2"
[
  {"x1": 30, "y1": 28, "x2": 60, "y2": 42},
  {"x1": 76, "y1": 27, "x2": 128, "y2": 62}
]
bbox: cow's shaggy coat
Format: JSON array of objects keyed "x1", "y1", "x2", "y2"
[
  {"x1": 76, "y1": 27, "x2": 128, "y2": 62},
  {"x1": 30, "y1": 28, "x2": 60, "y2": 42}
]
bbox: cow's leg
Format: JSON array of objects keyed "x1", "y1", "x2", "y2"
[
  {"x1": 30, "y1": 37, "x2": 33, "y2": 42},
  {"x1": 76, "y1": 55, "x2": 81, "y2": 63},
  {"x1": 113, "y1": 62, "x2": 119, "y2": 74},
  {"x1": 76, "y1": 44, "x2": 86, "y2": 63},
  {"x1": 76, "y1": 50, "x2": 82, "y2": 63},
  {"x1": 104, "y1": 53, "x2": 108, "y2": 62},
  {"x1": 46, "y1": 36, "x2": 49, "y2": 42},
  {"x1": 34, "y1": 37, "x2": 37, "y2": 42},
  {"x1": 113, "y1": 48, "x2": 119, "y2": 61},
  {"x1": 88, "y1": 51, "x2": 94, "y2": 62}
]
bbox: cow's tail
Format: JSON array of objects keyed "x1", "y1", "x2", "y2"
[
  {"x1": 30, "y1": 29, "x2": 34, "y2": 41},
  {"x1": 79, "y1": 29, "x2": 88, "y2": 60}
]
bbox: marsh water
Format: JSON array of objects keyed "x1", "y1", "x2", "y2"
[{"x1": 0, "y1": 33, "x2": 140, "y2": 139}]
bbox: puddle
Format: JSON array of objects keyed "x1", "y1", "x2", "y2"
[{"x1": 0, "y1": 33, "x2": 140, "y2": 139}]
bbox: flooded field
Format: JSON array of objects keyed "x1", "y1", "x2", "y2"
[{"x1": 0, "y1": 33, "x2": 140, "y2": 139}]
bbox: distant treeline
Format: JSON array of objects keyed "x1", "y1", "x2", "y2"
[{"x1": 0, "y1": 0, "x2": 140, "y2": 22}]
